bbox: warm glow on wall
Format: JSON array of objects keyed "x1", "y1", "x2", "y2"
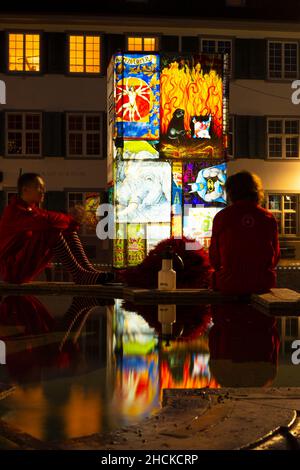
[
  {"x1": 69, "y1": 35, "x2": 100, "y2": 73},
  {"x1": 127, "y1": 36, "x2": 157, "y2": 52},
  {"x1": 9, "y1": 33, "x2": 40, "y2": 72}
]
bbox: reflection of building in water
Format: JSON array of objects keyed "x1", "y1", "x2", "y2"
[
  {"x1": 277, "y1": 316, "x2": 300, "y2": 361},
  {"x1": 69, "y1": 303, "x2": 117, "y2": 412},
  {"x1": 77, "y1": 306, "x2": 108, "y2": 366},
  {"x1": 0, "y1": 296, "x2": 117, "y2": 440}
]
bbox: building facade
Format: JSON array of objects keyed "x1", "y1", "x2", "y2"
[{"x1": 1, "y1": 7, "x2": 300, "y2": 261}]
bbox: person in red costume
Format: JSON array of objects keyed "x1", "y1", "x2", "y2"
[
  {"x1": 0, "y1": 173, "x2": 113, "y2": 284},
  {"x1": 209, "y1": 171, "x2": 280, "y2": 295}
]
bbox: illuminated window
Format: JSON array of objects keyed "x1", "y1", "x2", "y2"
[
  {"x1": 268, "y1": 41, "x2": 298, "y2": 79},
  {"x1": 68, "y1": 192, "x2": 100, "y2": 235},
  {"x1": 127, "y1": 36, "x2": 157, "y2": 52},
  {"x1": 6, "y1": 112, "x2": 41, "y2": 156},
  {"x1": 9, "y1": 33, "x2": 40, "y2": 72},
  {"x1": 267, "y1": 194, "x2": 297, "y2": 236},
  {"x1": 69, "y1": 35, "x2": 101, "y2": 73},
  {"x1": 67, "y1": 113, "x2": 103, "y2": 157},
  {"x1": 268, "y1": 118, "x2": 299, "y2": 159}
]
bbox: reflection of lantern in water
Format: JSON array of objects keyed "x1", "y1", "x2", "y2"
[{"x1": 114, "y1": 354, "x2": 159, "y2": 420}]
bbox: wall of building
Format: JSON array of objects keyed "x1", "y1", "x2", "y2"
[{"x1": 1, "y1": 13, "x2": 300, "y2": 261}]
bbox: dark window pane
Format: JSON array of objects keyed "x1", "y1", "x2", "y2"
[
  {"x1": 217, "y1": 41, "x2": 231, "y2": 54},
  {"x1": 68, "y1": 115, "x2": 83, "y2": 130},
  {"x1": 26, "y1": 114, "x2": 40, "y2": 130},
  {"x1": 284, "y1": 212, "x2": 297, "y2": 235},
  {"x1": 284, "y1": 43, "x2": 298, "y2": 78},
  {"x1": 86, "y1": 133, "x2": 100, "y2": 155},
  {"x1": 25, "y1": 133, "x2": 40, "y2": 154},
  {"x1": 269, "y1": 42, "x2": 282, "y2": 78},
  {"x1": 269, "y1": 137, "x2": 282, "y2": 157},
  {"x1": 286, "y1": 137, "x2": 298, "y2": 158},
  {"x1": 268, "y1": 120, "x2": 282, "y2": 134},
  {"x1": 7, "y1": 114, "x2": 22, "y2": 130},
  {"x1": 285, "y1": 120, "x2": 298, "y2": 134},
  {"x1": 86, "y1": 116, "x2": 100, "y2": 131},
  {"x1": 7, "y1": 132, "x2": 22, "y2": 154},
  {"x1": 69, "y1": 133, "x2": 83, "y2": 155},
  {"x1": 202, "y1": 40, "x2": 216, "y2": 54}
]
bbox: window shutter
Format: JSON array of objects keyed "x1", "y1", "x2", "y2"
[
  {"x1": 249, "y1": 116, "x2": 267, "y2": 158},
  {"x1": 105, "y1": 34, "x2": 125, "y2": 68},
  {"x1": 235, "y1": 115, "x2": 249, "y2": 158},
  {"x1": 0, "y1": 191, "x2": 5, "y2": 216},
  {"x1": 235, "y1": 115, "x2": 266, "y2": 159},
  {"x1": 235, "y1": 39, "x2": 266, "y2": 79},
  {"x1": 181, "y1": 37, "x2": 199, "y2": 54},
  {"x1": 160, "y1": 36, "x2": 179, "y2": 53},
  {"x1": 42, "y1": 112, "x2": 64, "y2": 157},
  {"x1": 0, "y1": 111, "x2": 5, "y2": 156},
  {"x1": 249, "y1": 40, "x2": 267, "y2": 80},
  {"x1": 44, "y1": 191, "x2": 66, "y2": 213},
  {"x1": 44, "y1": 32, "x2": 66, "y2": 74},
  {"x1": 0, "y1": 32, "x2": 6, "y2": 73},
  {"x1": 234, "y1": 39, "x2": 250, "y2": 79}
]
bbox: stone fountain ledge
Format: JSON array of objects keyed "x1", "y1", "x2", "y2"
[
  {"x1": 54, "y1": 388, "x2": 300, "y2": 451},
  {"x1": 1, "y1": 282, "x2": 300, "y2": 314},
  {"x1": 0, "y1": 386, "x2": 300, "y2": 449}
]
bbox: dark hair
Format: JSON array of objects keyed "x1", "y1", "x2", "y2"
[
  {"x1": 225, "y1": 171, "x2": 264, "y2": 205},
  {"x1": 17, "y1": 172, "x2": 42, "y2": 195}
]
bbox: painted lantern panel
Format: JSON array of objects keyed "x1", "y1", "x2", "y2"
[
  {"x1": 160, "y1": 54, "x2": 224, "y2": 159},
  {"x1": 114, "y1": 54, "x2": 160, "y2": 140}
]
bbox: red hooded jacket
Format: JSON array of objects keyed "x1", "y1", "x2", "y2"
[
  {"x1": 0, "y1": 195, "x2": 79, "y2": 284},
  {"x1": 209, "y1": 200, "x2": 280, "y2": 295}
]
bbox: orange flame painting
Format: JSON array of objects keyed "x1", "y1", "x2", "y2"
[{"x1": 160, "y1": 55, "x2": 224, "y2": 159}]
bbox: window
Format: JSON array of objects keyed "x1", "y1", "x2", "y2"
[
  {"x1": 6, "y1": 112, "x2": 41, "y2": 156},
  {"x1": 267, "y1": 194, "x2": 297, "y2": 236},
  {"x1": 268, "y1": 118, "x2": 300, "y2": 159},
  {"x1": 67, "y1": 113, "x2": 103, "y2": 157},
  {"x1": 127, "y1": 36, "x2": 158, "y2": 52},
  {"x1": 68, "y1": 192, "x2": 100, "y2": 235},
  {"x1": 268, "y1": 41, "x2": 298, "y2": 79},
  {"x1": 69, "y1": 35, "x2": 101, "y2": 73},
  {"x1": 201, "y1": 38, "x2": 232, "y2": 75},
  {"x1": 9, "y1": 33, "x2": 40, "y2": 72}
]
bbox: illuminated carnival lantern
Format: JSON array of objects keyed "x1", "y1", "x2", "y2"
[{"x1": 107, "y1": 52, "x2": 229, "y2": 268}]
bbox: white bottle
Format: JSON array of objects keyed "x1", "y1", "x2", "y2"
[{"x1": 158, "y1": 248, "x2": 176, "y2": 290}]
